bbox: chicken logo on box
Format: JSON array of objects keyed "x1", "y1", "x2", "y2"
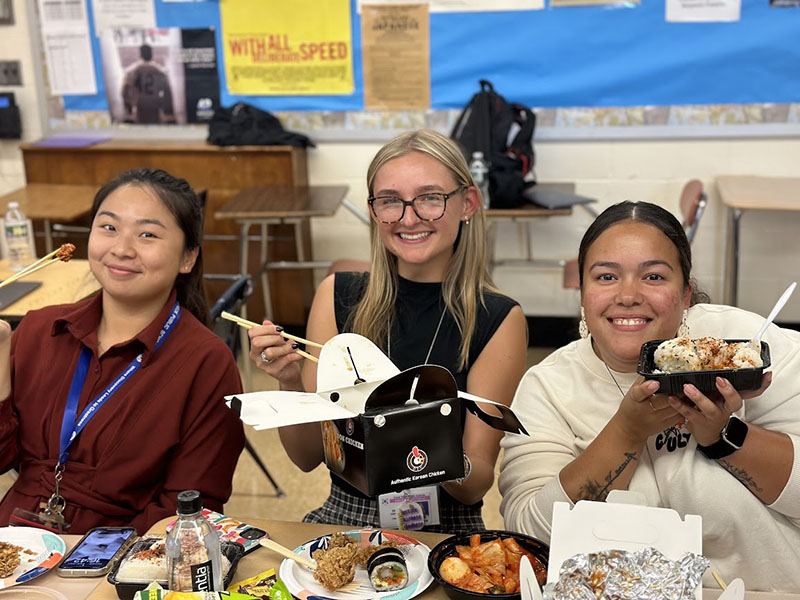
[{"x1": 407, "y1": 446, "x2": 428, "y2": 472}]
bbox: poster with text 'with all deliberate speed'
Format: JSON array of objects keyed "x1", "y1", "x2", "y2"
[{"x1": 220, "y1": 0, "x2": 354, "y2": 95}]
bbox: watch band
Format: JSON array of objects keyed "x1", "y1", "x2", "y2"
[{"x1": 697, "y1": 415, "x2": 748, "y2": 459}]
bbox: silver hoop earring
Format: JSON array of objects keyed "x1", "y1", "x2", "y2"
[
  {"x1": 678, "y1": 309, "x2": 690, "y2": 338},
  {"x1": 579, "y1": 306, "x2": 589, "y2": 339}
]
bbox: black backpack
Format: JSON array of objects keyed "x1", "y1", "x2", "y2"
[
  {"x1": 207, "y1": 102, "x2": 315, "y2": 148},
  {"x1": 450, "y1": 80, "x2": 535, "y2": 209}
]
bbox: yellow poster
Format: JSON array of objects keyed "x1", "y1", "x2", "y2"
[{"x1": 220, "y1": 0, "x2": 354, "y2": 95}]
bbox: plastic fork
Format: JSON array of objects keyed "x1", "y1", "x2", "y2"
[{"x1": 753, "y1": 281, "x2": 797, "y2": 345}]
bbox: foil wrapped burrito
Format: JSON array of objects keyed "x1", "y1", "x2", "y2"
[{"x1": 543, "y1": 548, "x2": 709, "y2": 600}]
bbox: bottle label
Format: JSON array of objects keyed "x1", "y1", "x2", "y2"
[{"x1": 190, "y1": 560, "x2": 214, "y2": 591}]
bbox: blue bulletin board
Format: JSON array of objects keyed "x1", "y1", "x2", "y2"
[{"x1": 60, "y1": 0, "x2": 800, "y2": 122}]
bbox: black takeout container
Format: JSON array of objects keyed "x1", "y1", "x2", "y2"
[
  {"x1": 318, "y1": 365, "x2": 526, "y2": 497},
  {"x1": 638, "y1": 339, "x2": 770, "y2": 396},
  {"x1": 106, "y1": 537, "x2": 244, "y2": 600},
  {"x1": 427, "y1": 529, "x2": 549, "y2": 600}
]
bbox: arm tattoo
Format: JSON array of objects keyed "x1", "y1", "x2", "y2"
[
  {"x1": 578, "y1": 452, "x2": 638, "y2": 501},
  {"x1": 719, "y1": 459, "x2": 764, "y2": 494}
]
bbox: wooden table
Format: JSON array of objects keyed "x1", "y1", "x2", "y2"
[
  {"x1": 82, "y1": 518, "x2": 447, "y2": 600},
  {"x1": 0, "y1": 259, "x2": 99, "y2": 320},
  {"x1": 25, "y1": 517, "x2": 798, "y2": 600},
  {"x1": 214, "y1": 185, "x2": 350, "y2": 321},
  {"x1": 716, "y1": 175, "x2": 800, "y2": 306},
  {"x1": 0, "y1": 184, "x2": 98, "y2": 253}
]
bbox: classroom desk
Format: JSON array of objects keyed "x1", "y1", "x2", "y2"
[
  {"x1": 716, "y1": 176, "x2": 800, "y2": 306},
  {"x1": 0, "y1": 259, "x2": 99, "y2": 320},
  {"x1": 0, "y1": 184, "x2": 98, "y2": 253},
  {"x1": 484, "y1": 183, "x2": 578, "y2": 275},
  {"x1": 214, "y1": 185, "x2": 349, "y2": 321}
]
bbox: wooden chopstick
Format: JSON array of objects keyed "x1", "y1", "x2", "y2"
[
  {"x1": 294, "y1": 348, "x2": 319, "y2": 363},
  {"x1": 0, "y1": 248, "x2": 65, "y2": 290},
  {"x1": 259, "y1": 537, "x2": 317, "y2": 570},
  {"x1": 220, "y1": 311, "x2": 324, "y2": 348},
  {"x1": 711, "y1": 570, "x2": 727, "y2": 591}
]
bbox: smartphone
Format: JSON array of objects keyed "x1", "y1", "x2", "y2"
[{"x1": 56, "y1": 526, "x2": 137, "y2": 577}]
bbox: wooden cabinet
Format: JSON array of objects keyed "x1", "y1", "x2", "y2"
[{"x1": 20, "y1": 139, "x2": 314, "y2": 324}]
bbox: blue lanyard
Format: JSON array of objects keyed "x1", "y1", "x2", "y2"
[{"x1": 57, "y1": 301, "x2": 181, "y2": 466}]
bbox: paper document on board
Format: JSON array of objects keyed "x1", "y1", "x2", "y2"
[{"x1": 666, "y1": 0, "x2": 740, "y2": 21}]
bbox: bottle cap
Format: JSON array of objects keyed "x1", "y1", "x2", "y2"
[{"x1": 176, "y1": 490, "x2": 203, "y2": 515}]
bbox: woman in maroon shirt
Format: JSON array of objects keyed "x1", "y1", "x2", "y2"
[{"x1": 0, "y1": 168, "x2": 245, "y2": 534}]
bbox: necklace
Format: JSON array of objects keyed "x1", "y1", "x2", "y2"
[
  {"x1": 604, "y1": 362, "x2": 626, "y2": 398},
  {"x1": 388, "y1": 306, "x2": 447, "y2": 364}
]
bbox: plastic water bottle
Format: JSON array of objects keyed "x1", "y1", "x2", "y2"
[
  {"x1": 468, "y1": 151, "x2": 490, "y2": 209},
  {"x1": 166, "y1": 490, "x2": 223, "y2": 591},
  {"x1": 4, "y1": 202, "x2": 32, "y2": 272}
]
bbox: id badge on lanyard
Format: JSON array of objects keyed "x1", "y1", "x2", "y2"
[
  {"x1": 378, "y1": 485, "x2": 440, "y2": 530},
  {"x1": 14, "y1": 302, "x2": 181, "y2": 532}
]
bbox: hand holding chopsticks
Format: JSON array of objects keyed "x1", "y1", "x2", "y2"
[
  {"x1": 221, "y1": 311, "x2": 321, "y2": 362},
  {"x1": 0, "y1": 243, "x2": 76, "y2": 290}
]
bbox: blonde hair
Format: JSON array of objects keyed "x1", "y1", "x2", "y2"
[{"x1": 350, "y1": 129, "x2": 499, "y2": 370}]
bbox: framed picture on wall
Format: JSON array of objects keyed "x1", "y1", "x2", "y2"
[{"x1": 99, "y1": 27, "x2": 220, "y2": 125}]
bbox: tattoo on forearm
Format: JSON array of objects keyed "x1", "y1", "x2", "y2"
[
  {"x1": 578, "y1": 452, "x2": 638, "y2": 501},
  {"x1": 719, "y1": 460, "x2": 764, "y2": 493}
]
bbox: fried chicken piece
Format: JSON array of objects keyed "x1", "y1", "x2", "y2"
[
  {"x1": 313, "y1": 544, "x2": 358, "y2": 591},
  {"x1": 55, "y1": 243, "x2": 76, "y2": 262},
  {"x1": 0, "y1": 542, "x2": 22, "y2": 578}
]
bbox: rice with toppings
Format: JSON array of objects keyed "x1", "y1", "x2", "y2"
[{"x1": 654, "y1": 337, "x2": 762, "y2": 373}]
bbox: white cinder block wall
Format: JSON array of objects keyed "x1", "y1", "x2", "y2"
[
  {"x1": 3, "y1": 0, "x2": 799, "y2": 322},
  {"x1": 307, "y1": 138, "x2": 800, "y2": 322}
]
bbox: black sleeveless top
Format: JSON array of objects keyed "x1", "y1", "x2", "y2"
[{"x1": 331, "y1": 272, "x2": 518, "y2": 501}]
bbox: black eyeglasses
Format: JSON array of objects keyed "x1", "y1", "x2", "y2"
[{"x1": 368, "y1": 186, "x2": 465, "y2": 224}]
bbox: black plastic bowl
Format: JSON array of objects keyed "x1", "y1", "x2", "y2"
[
  {"x1": 427, "y1": 530, "x2": 549, "y2": 600},
  {"x1": 107, "y1": 538, "x2": 245, "y2": 600},
  {"x1": 638, "y1": 339, "x2": 770, "y2": 396}
]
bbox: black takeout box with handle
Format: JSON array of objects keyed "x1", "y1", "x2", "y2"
[
  {"x1": 637, "y1": 339, "x2": 770, "y2": 396},
  {"x1": 107, "y1": 536, "x2": 244, "y2": 600},
  {"x1": 319, "y1": 365, "x2": 527, "y2": 497}
]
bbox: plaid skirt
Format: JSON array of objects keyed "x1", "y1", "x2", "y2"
[{"x1": 302, "y1": 481, "x2": 485, "y2": 534}]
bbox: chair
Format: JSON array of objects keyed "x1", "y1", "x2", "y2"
[
  {"x1": 679, "y1": 179, "x2": 707, "y2": 245},
  {"x1": 210, "y1": 274, "x2": 285, "y2": 497}
]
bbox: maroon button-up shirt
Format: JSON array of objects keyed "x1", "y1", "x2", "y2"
[{"x1": 0, "y1": 289, "x2": 245, "y2": 534}]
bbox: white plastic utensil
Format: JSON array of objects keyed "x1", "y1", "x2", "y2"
[
  {"x1": 519, "y1": 556, "x2": 543, "y2": 600},
  {"x1": 717, "y1": 578, "x2": 745, "y2": 600},
  {"x1": 753, "y1": 281, "x2": 797, "y2": 344}
]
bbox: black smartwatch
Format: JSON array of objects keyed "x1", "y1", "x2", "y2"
[{"x1": 697, "y1": 415, "x2": 749, "y2": 459}]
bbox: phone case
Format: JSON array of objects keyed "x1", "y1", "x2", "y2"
[
  {"x1": 166, "y1": 509, "x2": 268, "y2": 554},
  {"x1": 57, "y1": 527, "x2": 137, "y2": 577}
]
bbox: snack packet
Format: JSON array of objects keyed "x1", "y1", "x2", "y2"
[
  {"x1": 133, "y1": 582, "x2": 259, "y2": 600},
  {"x1": 227, "y1": 568, "x2": 292, "y2": 600}
]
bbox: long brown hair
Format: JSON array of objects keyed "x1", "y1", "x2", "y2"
[
  {"x1": 91, "y1": 167, "x2": 210, "y2": 325},
  {"x1": 351, "y1": 129, "x2": 499, "y2": 370}
]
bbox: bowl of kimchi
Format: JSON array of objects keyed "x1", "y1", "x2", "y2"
[{"x1": 427, "y1": 530, "x2": 549, "y2": 599}]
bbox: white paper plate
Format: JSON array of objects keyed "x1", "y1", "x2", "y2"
[
  {"x1": 0, "y1": 586, "x2": 68, "y2": 599},
  {"x1": 0, "y1": 526, "x2": 67, "y2": 589},
  {"x1": 279, "y1": 529, "x2": 433, "y2": 600}
]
